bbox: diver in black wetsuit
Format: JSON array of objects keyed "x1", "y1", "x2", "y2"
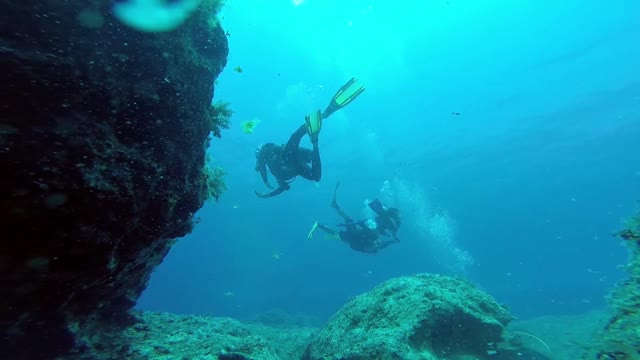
[
  {"x1": 254, "y1": 124, "x2": 321, "y2": 198},
  {"x1": 254, "y1": 78, "x2": 365, "y2": 199},
  {"x1": 308, "y1": 182, "x2": 401, "y2": 254}
]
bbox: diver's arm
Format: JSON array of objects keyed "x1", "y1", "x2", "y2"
[
  {"x1": 390, "y1": 215, "x2": 401, "y2": 232},
  {"x1": 337, "y1": 219, "x2": 366, "y2": 228},
  {"x1": 283, "y1": 124, "x2": 307, "y2": 155},
  {"x1": 255, "y1": 183, "x2": 290, "y2": 199},
  {"x1": 255, "y1": 157, "x2": 274, "y2": 189},
  {"x1": 389, "y1": 218, "x2": 401, "y2": 242},
  {"x1": 379, "y1": 228, "x2": 400, "y2": 242},
  {"x1": 376, "y1": 223, "x2": 400, "y2": 242},
  {"x1": 259, "y1": 166, "x2": 274, "y2": 189}
]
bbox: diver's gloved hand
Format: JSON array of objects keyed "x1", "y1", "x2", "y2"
[{"x1": 255, "y1": 183, "x2": 290, "y2": 198}]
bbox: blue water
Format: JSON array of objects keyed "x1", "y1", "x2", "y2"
[{"x1": 137, "y1": 0, "x2": 640, "y2": 322}]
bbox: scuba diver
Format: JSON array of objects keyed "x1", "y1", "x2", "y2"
[
  {"x1": 307, "y1": 182, "x2": 402, "y2": 254},
  {"x1": 254, "y1": 78, "x2": 365, "y2": 199}
]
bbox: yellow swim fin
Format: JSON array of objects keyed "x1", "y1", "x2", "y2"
[
  {"x1": 305, "y1": 109, "x2": 322, "y2": 138},
  {"x1": 322, "y1": 77, "x2": 365, "y2": 118}
]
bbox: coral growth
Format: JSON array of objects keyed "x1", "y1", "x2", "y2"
[
  {"x1": 204, "y1": 165, "x2": 227, "y2": 201},
  {"x1": 210, "y1": 101, "x2": 233, "y2": 138}
]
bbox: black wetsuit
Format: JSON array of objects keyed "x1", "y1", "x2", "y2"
[
  {"x1": 255, "y1": 124, "x2": 321, "y2": 198},
  {"x1": 322, "y1": 218, "x2": 396, "y2": 254},
  {"x1": 374, "y1": 213, "x2": 401, "y2": 242},
  {"x1": 339, "y1": 221, "x2": 380, "y2": 254},
  {"x1": 314, "y1": 188, "x2": 400, "y2": 254}
]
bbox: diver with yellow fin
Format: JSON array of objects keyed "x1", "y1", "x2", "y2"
[
  {"x1": 254, "y1": 78, "x2": 365, "y2": 199},
  {"x1": 307, "y1": 182, "x2": 401, "y2": 254}
]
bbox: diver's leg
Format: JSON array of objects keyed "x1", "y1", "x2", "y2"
[
  {"x1": 316, "y1": 223, "x2": 338, "y2": 236},
  {"x1": 282, "y1": 124, "x2": 307, "y2": 162},
  {"x1": 333, "y1": 205, "x2": 352, "y2": 222},
  {"x1": 311, "y1": 142, "x2": 321, "y2": 180},
  {"x1": 309, "y1": 221, "x2": 338, "y2": 239},
  {"x1": 298, "y1": 141, "x2": 321, "y2": 182},
  {"x1": 330, "y1": 182, "x2": 352, "y2": 221}
]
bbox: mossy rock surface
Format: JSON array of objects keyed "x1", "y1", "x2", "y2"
[
  {"x1": 580, "y1": 210, "x2": 640, "y2": 359},
  {"x1": 303, "y1": 273, "x2": 513, "y2": 360},
  {"x1": 68, "y1": 311, "x2": 316, "y2": 360}
]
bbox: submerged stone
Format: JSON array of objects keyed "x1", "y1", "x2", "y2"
[{"x1": 303, "y1": 273, "x2": 513, "y2": 360}]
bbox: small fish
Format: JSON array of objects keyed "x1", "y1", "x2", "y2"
[
  {"x1": 234, "y1": 66, "x2": 243, "y2": 73},
  {"x1": 241, "y1": 118, "x2": 260, "y2": 134},
  {"x1": 451, "y1": 112, "x2": 461, "y2": 115},
  {"x1": 272, "y1": 253, "x2": 281, "y2": 260},
  {"x1": 232, "y1": 204, "x2": 239, "y2": 209}
]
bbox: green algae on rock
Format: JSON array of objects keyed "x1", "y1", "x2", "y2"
[{"x1": 302, "y1": 273, "x2": 513, "y2": 360}]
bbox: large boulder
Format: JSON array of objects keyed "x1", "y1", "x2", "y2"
[
  {"x1": 0, "y1": 1, "x2": 229, "y2": 358},
  {"x1": 303, "y1": 273, "x2": 513, "y2": 360}
]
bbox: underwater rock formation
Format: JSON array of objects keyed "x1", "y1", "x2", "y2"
[
  {"x1": 302, "y1": 273, "x2": 514, "y2": 360},
  {"x1": 0, "y1": 1, "x2": 229, "y2": 358},
  {"x1": 69, "y1": 311, "x2": 316, "y2": 360},
  {"x1": 581, "y1": 210, "x2": 640, "y2": 360}
]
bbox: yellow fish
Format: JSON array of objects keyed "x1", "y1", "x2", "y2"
[{"x1": 234, "y1": 66, "x2": 243, "y2": 73}]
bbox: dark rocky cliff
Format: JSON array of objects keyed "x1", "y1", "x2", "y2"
[{"x1": 0, "y1": 1, "x2": 229, "y2": 358}]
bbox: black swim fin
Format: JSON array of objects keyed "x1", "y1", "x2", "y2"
[
  {"x1": 368, "y1": 199, "x2": 385, "y2": 216},
  {"x1": 331, "y1": 182, "x2": 341, "y2": 209}
]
